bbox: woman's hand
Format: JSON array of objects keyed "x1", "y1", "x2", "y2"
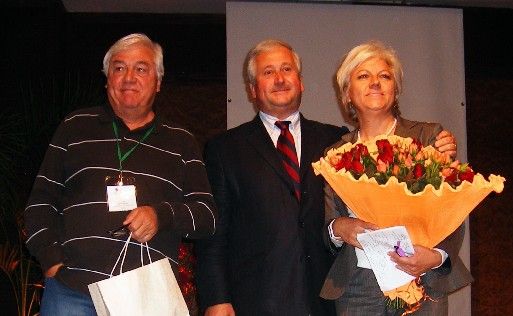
[
  {"x1": 332, "y1": 217, "x2": 379, "y2": 249},
  {"x1": 388, "y1": 245, "x2": 443, "y2": 277}
]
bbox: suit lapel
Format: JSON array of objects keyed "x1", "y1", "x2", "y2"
[
  {"x1": 299, "y1": 116, "x2": 317, "y2": 182},
  {"x1": 246, "y1": 116, "x2": 294, "y2": 187},
  {"x1": 393, "y1": 116, "x2": 415, "y2": 136}
]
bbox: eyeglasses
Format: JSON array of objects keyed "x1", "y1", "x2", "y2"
[{"x1": 108, "y1": 224, "x2": 129, "y2": 237}]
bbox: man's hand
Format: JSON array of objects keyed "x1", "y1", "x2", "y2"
[
  {"x1": 44, "y1": 263, "x2": 64, "y2": 278},
  {"x1": 434, "y1": 130, "x2": 457, "y2": 158},
  {"x1": 204, "y1": 303, "x2": 236, "y2": 316},
  {"x1": 123, "y1": 206, "x2": 159, "y2": 243},
  {"x1": 332, "y1": 217, "x2": 379, "y2": 249},
  {"x1": 388, "y1": 245, "x2": 443, "y2": 277}
]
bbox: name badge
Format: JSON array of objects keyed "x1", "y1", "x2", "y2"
[{"x1": 106, "y1": 175, "x2": 137, "y2": 212}]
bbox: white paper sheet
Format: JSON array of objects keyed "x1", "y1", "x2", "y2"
[{"x1": 356, "y1": 226, "x2": 416, "y2": 291}]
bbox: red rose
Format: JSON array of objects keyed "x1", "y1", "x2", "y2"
[
  {"x1": 459, "y1": 169, "x2": 475, "y2": 183},
  {"x1": 376, "y1": 139, "x2": 394, "y2": 164},
  {"x1": 351, "y1": 160, "x2": 365, "y2": 174},
  {"x1": 412, "y1": 138, "x2": 423, "y2": 150},
  {"x1": 330, "y1": 152, "x2": 354, "y2": 171},
  {"x1": 413, "y1": 163, "x2": 425, "y2": 179},
  {"x1": 355, "y1": 143, "x2": 370, "y2": 157},
  {"x1": 377, "y1": 151, "x2": 394, "y2": 165},
  {"x1": 342, "y1": 152, "x2": 353, "y2": 170},
  {"x1": 377, "y1": 139, "x2": 392, "y2": 152},
  {"x1": 351, "y1": 146, "x2": 361, "y2": 161}
]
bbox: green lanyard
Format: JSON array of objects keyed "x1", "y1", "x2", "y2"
[{"x1": 112, "y1": 120, "x2": 155, "y2": 171}]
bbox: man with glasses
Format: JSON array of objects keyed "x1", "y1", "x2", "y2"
[{"x1": 24, "y1": 33, "x2": 217, "y2": 315}]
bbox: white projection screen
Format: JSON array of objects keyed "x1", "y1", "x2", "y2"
[{"x1": 227, "y1": 2, "x2": 469, "y2": 315}]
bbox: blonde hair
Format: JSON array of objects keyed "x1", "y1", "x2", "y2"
[{"x1": 336, "y1": 41, "x2": 403, "y2": 121}]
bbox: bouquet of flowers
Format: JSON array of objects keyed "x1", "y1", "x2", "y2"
[{"x1": 312, "y1": 135, "x2": 505, "y2": 312}]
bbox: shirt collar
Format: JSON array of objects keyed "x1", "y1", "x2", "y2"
[
  {"x1": 259, "y1": 110, "x2": 301, "y2": 134},
  {"x1": 101, "y1": 103, "x2": 161, "y2": 134}
]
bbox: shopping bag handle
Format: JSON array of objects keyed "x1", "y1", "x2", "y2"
[{"x1": 109, "y1": 232, "x2": 152, "y2": 277}]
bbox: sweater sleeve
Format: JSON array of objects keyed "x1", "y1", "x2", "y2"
[
  {"x1": 152, "y1": 130, "x2": 218, "y2": 239},
  {"x1": 24, "y1": 121, "x2": 69, "y2": 272}
]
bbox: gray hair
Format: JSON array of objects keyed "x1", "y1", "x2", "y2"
[
  {"x1": 102, "y1": 33, "x2": 164, "y2": 81},
  {"x1": 336, "y1": 41, "x2": 403, "y2": 121},
  {"x1": 245, "y1": 39, "x2": 302, "y2": 85}
]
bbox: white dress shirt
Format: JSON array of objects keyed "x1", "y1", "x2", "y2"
[{"x1": 259, "y1": 110, "x2": 302, "y2": 165}]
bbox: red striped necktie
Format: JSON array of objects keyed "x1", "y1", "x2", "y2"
[{"x1": 275, "y1": 121, "x2": 300, "y2": 200}]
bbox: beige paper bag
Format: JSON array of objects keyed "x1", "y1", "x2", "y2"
[{"x1": 88, "y1": 234, "x2": 189, "y2": 316}]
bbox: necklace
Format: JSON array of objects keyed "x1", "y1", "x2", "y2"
[{"x1": 357, "y1": 117, "x2": 397, "y2": 141}]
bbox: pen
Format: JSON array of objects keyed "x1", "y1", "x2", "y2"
[{"x1": 394, "y1": 241, "x2": 413, "y2": 257}]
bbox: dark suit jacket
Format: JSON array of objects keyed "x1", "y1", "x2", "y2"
[
  {"x1": 320, "y1": 117, "x2": 473, "y2": 301},
  {"x1": 196, "y1": 114, "x2": 348, "y2": 316}
]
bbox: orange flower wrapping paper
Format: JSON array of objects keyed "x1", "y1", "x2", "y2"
[
  {"x1": 312, "y1": 135, "x2": 505, "y2": 248},
  {"x1": 314, "y1": 135, "x2": 505, "y2": 311}
]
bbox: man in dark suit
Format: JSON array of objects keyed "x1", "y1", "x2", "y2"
[{"x1": 195, "y1": 39, "x2": 348, "y2": 316}]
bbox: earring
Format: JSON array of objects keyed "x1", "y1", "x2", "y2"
[{"x1": 392, "y1": 100, "x2": 401, "y2": 117}]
